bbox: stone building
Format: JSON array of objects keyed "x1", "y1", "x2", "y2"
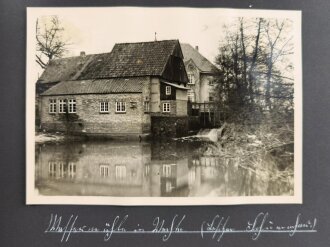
[
  {"x1": 39, "y1": 40, "x2": 189, "y2": 137},
  {"x1": 181, "y1": 43, "x2": 220, "y2": 103},
  {"x1": 181, "y1": 43, "x2": 221, "y2": 126}
]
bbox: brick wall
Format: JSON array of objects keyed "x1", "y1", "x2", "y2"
[{"x1": 40, "y1": 93, "x2": 150, "y2": 135}]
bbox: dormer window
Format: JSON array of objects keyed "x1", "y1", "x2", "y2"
[
  {"x1": 165, "y1": 86, "x2": 171, "y2": 95},
  {"x1": 188, "y1": 73, "x2": 195, "y2": 84}
]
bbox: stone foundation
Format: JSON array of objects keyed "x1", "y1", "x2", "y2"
[{"x1": 151, "y1": 116, "x2": 188, "y2": 138}]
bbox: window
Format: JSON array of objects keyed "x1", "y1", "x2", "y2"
[
  {"x1": 187, "y1": 90, "x2": 195, "y2": 102},
  {"x1": 100, "y1": 165, "x2": 109, "y2": 177},
  {"x1": 48, "y1": 162, "x2": 56, "y2": 177},
  {"x1": 115, "y1": 165, "x2": 127, "y2": 179},
  {"x1": 68, "y1": 162, "x2": 76, "y2": 178},
  {"x1": 115, "y1": 101, "x2": 126, "y2": 113},
  {"x1": 68, "y1": 99, "x2": 76, "y2": 113},
  {"x1": 49, "y1": 99, "x2": 56, "y2": 113},
  {"x1": 143, "y1": 101, "x2": 150, "y2": 113},
  {"x1": 188, "y1": 73, "x2": 195, "y2": 84},
  {"x1": 145, "y1": 165, "x2": 150, "y2": 177},
  {"x1": 162, "y1": 103, "x2": 170, "y2": 112},
  {"x1": 58, "y1": 163, "x2": 64, "y2": 178},
  {"x1": 59, "y1": 99, "x2": 67, "y2": 113},
  {"x1": 165, "y1": 181, "x2": 172, "y2": 193},
  {"x1": 100, "y1": 101, "x2": 109, "y2": 113},
  {"x1": 162, "y1": 164, "x2": 172, "y2": 177},
  {"x1": 209, "y1": 96, "x2": 214, "y2": 102},
  {"x1": 165, "y1": 86, "x2": 171, "y2": 95}
]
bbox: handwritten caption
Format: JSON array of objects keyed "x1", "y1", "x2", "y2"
[{"x1": 44, "y1": 212, "x2": 317, "y2": 243}]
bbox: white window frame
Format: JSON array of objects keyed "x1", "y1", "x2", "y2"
[
  {"x1": 59, "y1": 99, "x2": 67, "y2": 113},
  {"x1": 188, "y1": 73, "x2": 195, "y2": 85},
  {"x1": 115, "y1": 165, "x2": 127, "y2": 179},
  {"x1": 115, "y1": 101, "x2": 126, "y2": 113},
  {"x1": 48, "y1": 162, "x2": 56, "y2": 177},
  {"x1": 100, "y1": 101, "x2": 109, "y2": 113},
  {"x1": 165, "y1": 86, "x2": 171, "y2": 95},
  {"x1": 145, "y1": 165, "x2": 150, "y2": 177},
  {"x1": 68, "y1": 99, "x2": 76, "y2": 113},
  {"x1": 49, "y1": 99, "x2": 57, "y2": 113},
  {"x1": 100, "y1": 165, "x2": 109, "y2": 177},
  {"x1": 68, "y1": 162, "x2": 76, "y2": 178},
  {"x1": 165, "y1": 181, "x2": 172, "y2": 193},
  {"x1": 162, "y1": 103, "x2": 170, "y2": 113},
  {"x1": 162, "y1": 164, "x2": 172, "y2": 177},
  {"x1": 58, "y1": 162, "x2": 64, "y2": 178}
]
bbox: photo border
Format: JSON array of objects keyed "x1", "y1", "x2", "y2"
[{"x1": 26, "y1": 7, "x2": 302, "y2": 205}]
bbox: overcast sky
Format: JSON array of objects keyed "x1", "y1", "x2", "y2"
[
  {"x1": 37, "y1": 8, "x2": 232, "y2": 62},
  {"x1": 28, "y1": 7, "x2": 301, "y2": 80}
]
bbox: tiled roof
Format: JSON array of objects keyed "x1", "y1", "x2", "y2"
[
  {"x1": 38, "y1": 54, "x2": 96, "y2": 83},
  {"x1": 41, "y1": 77, "x2": 146, "y2": 96},
  {"x1": 181, "y1": 43, "x2": 219, "y2": 73},
  {"x1": 78, "y1": 40, "x2": 181, "y2": 79}
]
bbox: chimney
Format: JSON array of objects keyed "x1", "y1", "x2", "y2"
[
  {"x1": 80, "y1": 51, "x2": 86, "y2": 57},
  {"x1": 195, "y1": 45, "x2": 199, "y2": 51}
]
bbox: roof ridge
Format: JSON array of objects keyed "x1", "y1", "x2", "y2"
[
  {"x1": 47, "y1": 40, "x2": 180, "y2": 62},
  {"x1": 49, "y1": 54, "x2": 92, "y2": 61},
  {"x1": 114, "y1": 39, "x2": 179, "y2": 45},
  {"x1": 181, "y1": 43, "x2": 219, "y2": 73}
]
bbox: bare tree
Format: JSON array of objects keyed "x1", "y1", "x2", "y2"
[
  {"x1": 263, "y1": 19, "x2": 294, "y2": 110},
  {"x1": 36, "y1": 16, "x2": 70, "y2": 69},
  {"x1": 247, "y1": 18, "x2": 263, "y2": 104},
  {"x1": 215, "y1": 17, "x2": 294, "y2": 121}
]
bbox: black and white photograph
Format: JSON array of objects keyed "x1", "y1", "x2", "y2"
[{"x1": 26, "y1": 7, "x2": 302, "y2": 205}]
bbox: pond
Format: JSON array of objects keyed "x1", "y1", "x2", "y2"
[{"x1": 35, "y1": 138, "x2": 294, "y2": 197}]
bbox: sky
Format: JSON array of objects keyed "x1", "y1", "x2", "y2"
[
  {"x1": 36, "y1": 8, "x2": 230, "y2": 63},
  {"x1": 28, "y1": 7, "x2": 301, "y2": 80}
]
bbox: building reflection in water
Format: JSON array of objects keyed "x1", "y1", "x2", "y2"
[{"x1": 35, "y1": 140, "x2": 293, "y2": 197}]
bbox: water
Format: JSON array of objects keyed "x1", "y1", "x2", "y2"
[{"x1": 35, "y1": 139, "x2": 294, "y2": 197}]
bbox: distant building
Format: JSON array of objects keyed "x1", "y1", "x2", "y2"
[
  {"x1": 38, "y1": 40, "x2": 189, "y2": 137},
  {"x1": 181, "y1": 44, "x2": 221, "y2": 126},
  {"x1": 180, "y1": 43, "x2": 220, "y2": 104}
]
